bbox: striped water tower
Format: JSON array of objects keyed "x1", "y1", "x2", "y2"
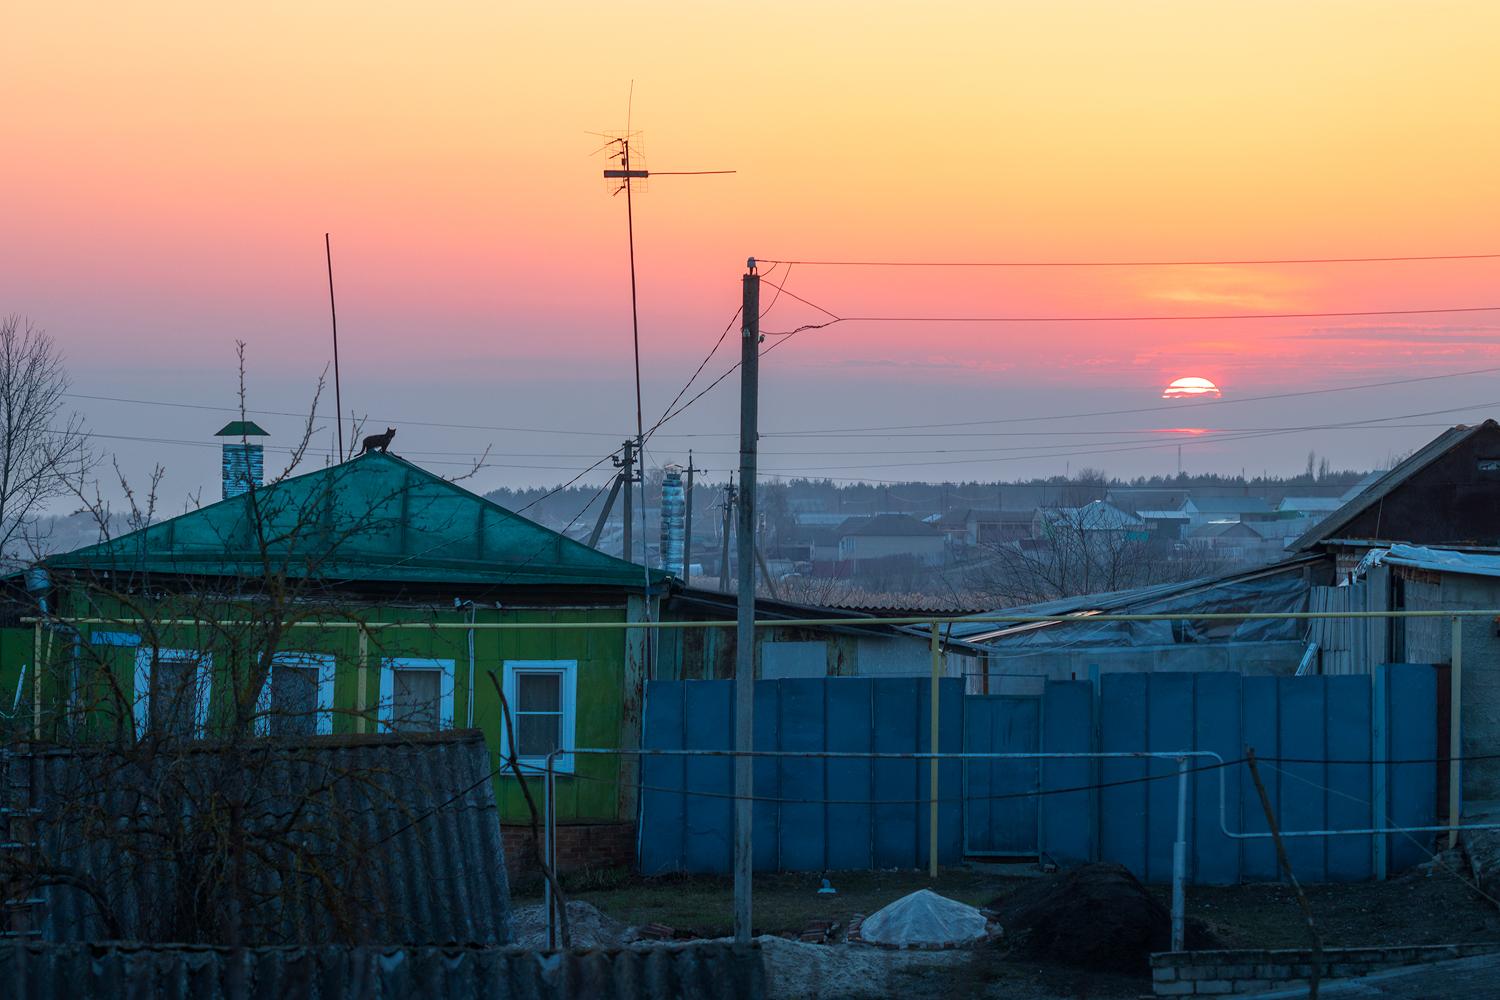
[
  {"x1": 215, "y1": 421, "x2": 269, "y2": 498},
  {"x1": 659, "y1": 464, "x2": 685, "y2": 576}
]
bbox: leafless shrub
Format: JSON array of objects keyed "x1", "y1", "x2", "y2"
[
  {"x1": 1, "y1": 348, "x2": 498, "y2": 945},
  {"x1": 966, "y1": 501, "x2": 1228, "y2": 607},
  {"x1": 0, "y1": 315, "x2": 97, "y2": 568}
]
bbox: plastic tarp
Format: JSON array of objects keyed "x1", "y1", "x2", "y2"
[
  {"x1": 857, "y1": 889, "x2": 988, "y2": 947},
  {"x1": 1384, "y1": 544, "x2": 1500, "y2": 579},
  {"x1": 954, "y1": 569, "x2": 1310, "y2": 650}
]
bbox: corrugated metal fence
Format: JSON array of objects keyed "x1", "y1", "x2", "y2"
[
  {"x1": 1308, "y1": 584, "x2": 1370, "y2": 675},
  {"x1": 638, "y1": 670, "x2": 1438, "y2": 884},
  {"x1": 638, "y1": 678, "x2": 964, "y2": 874},
  {"x1": 0, "y1": 941, "x2": 764, "y2": 1000}
]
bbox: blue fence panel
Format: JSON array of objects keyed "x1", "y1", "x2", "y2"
[
  {"x1": 1385, "y1": 664, "x2": 1438, "y2": 871},
  {"x1": 1240, "y1": 676, "x2": 1281, "y2": 881},
  {"x1": 1099, "y1": 673, "x2": 1151, "y2": 880},
  {"x1": 639, "y1": 671, "x2": 1435, "y2": 881},
  {"x1": 1326, "y1": 676, "x2": 1373, "y2": 881},
  {"x1": 752, "y1": 681, "x2": 780, "y2": 872},
  {"x1": 1193, "y1": 672, "x2": 1242, "y2": 884},
  {"x1": 779, "y1": 678, "x2": 827, "y2": 871},
  {"x1": 938, "y1": 679, "x2": 965, "y2": 863},
  {"x1": 1040, "y1": 681, "x2": 1093, "y2": 866},
  {"x1": 1146, "y1": 674, "x2": 1195, "y2": 884},
  {"x1": 1278, "y1": 677, "x2": 1330, "y2": 882},
  {"x1": 964, "y1": 696, "x2": 1041, "y2": 855},
  {"x1": 683, "y1": 680, "x2": 734, "y2": 872},
  {"x1": 826, "y1": 679, "x2": 874, "y2": 871},
  {"x1": 872, "y1": 678, "x2": 920, "y2": 869},
  {"x1": 639, "y1": 677, "x2": 961, "y2": 874},
  {"x1": 639, "y1": 681, "x2": 687, "y2": 874}
]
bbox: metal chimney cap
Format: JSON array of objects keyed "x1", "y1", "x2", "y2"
[{"x1": 214, "y1": 421, "x2": 269, "y2": 437}]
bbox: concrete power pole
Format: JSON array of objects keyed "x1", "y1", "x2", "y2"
[
  {"x1": 719, "y1": 479, "x2": 734, "y2": 594},
  {"x1": 619, "y1": 439, "x2": 636, "y2": 563},
  {"x1": 734, "y1": 259, "x2": 760, "y2": 942},
  {"x1": 683, "y1": 451, "x2": 694, "y2": 586}
]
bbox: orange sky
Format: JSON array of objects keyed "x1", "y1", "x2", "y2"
[{"x1": 2, "y1": 2, "x2": 1499, "y2": 490}]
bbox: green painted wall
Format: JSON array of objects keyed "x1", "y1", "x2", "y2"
[{"x1": 12, "y1": 597, "x2": 631, "y2": 823}]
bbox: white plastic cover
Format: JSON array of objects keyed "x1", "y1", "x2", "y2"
[{"x1": 858, "y1": 888, "x2": 987, "y2": 946}]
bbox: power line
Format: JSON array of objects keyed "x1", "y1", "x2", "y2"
[
  {"x1": 756, "y1": 252, "x2": 1500, "y2": 267},
  {"x1": 768, "y1": 364, "x2": 1500, "y2": 436},
  {"x1": 59, "y1": 391, "x2": 716, "y2": 440},
  {"x1": 763, "y1": 304, "x2": 1500, "y2": 331}
]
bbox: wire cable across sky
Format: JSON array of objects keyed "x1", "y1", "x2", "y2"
[{"x1": 756, "y1": 252, "x2": 1500, "y2": 267}]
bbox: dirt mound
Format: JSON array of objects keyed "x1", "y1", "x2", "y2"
[
  {"x1": 985, "y1": 862, "x2": 1228, "y2": 976},
  {"x1": 510, "y1": 900, "x2": 626, "y2": 949}
]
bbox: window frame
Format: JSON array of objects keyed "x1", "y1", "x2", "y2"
[
  {"x1": 501, "y1": 660, "x2": 578, "y2": 773},
  {"x1": 132, "y1": 646, "x2": 213, "y2": 737},
  {"x1": 255, "y1": 652, "x2": 337, "y2": 736},
  {"x1": 377, "y1": 657, "x2": 455, "y2": 733}
]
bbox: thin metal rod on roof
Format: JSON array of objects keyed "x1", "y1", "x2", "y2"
[{"x1": 325, "y1": 234, "x2": 344, "y2": 463}]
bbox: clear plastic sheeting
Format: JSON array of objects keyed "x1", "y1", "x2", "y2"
[
  {"x1": 941, "y1": 561, "x2": 1313, "y2": 651},
  {"x1": 852, "y1": 889, "x2": 993, "y2": 949}
]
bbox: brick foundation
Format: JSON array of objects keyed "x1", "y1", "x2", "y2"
[
  {"x1": 502, "y1": 821, "x2": 636, "y2": 875},
  {"x1": 1151, "y1": 943, "x2": 1500, "y2": 995}
]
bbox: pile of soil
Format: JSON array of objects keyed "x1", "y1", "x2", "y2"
[{"x1": 985, "y1": 862, "x2": 1229, "y2": 975}]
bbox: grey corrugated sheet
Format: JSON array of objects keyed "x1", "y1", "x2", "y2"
[
  {"x1": 0, "y1": 941, "x2": 765, "y2": 1000},
  {"x1": 15, "y1": 731, "x2": 510, "y2": 946}
]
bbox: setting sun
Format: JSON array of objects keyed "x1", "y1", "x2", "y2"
[{"x1": 1163, "y1": 377, "x2": 1221, "y2": 399}]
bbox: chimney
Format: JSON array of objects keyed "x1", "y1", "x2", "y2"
[
  {"x1": 659, "y1": 464, "x2": 685, "y2": 576},
  {"x1": 214, "y1": 421, "x2": 269, "y2": 499}
]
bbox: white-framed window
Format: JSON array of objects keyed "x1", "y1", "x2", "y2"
[
  {"x1": 500, "y1": 660, "x2": 577, "y2": 773},
  {"x1": 255, "y1": 653, "x2": 336, "y2": 737},
  {"x1": 132, "y1": 647, "x2": 213, "y2": 737},
  {"x1": 378, "y1": 658, "x2": 455, "y2": 733}
]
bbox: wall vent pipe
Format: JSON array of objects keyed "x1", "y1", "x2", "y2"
[{"x1": 215, "y1": 421, "x2": 269, "y2": 499}]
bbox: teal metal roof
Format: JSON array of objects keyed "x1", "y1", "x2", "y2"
[
  {"x1": 215, "y1": 421, "x2": 270, "y2": 436},
  {"x1": 43, "y1": 452, "x2": 669, "y2": 589}
]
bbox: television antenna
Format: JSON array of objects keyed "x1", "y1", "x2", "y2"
[
  {"x1": 589, "y1": 127, "x2": 735, "y2": 442},
  {"x1": 585, "y1": 90, "x2": 733, "y2": 563}
]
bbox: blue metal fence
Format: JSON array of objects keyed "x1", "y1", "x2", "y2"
[
  {"x1": 638, "y1": 678, "x2": 964, "y2": 874},
  {"x1": 637, "y1": 668, "x2": 1437, "y2": 882}
]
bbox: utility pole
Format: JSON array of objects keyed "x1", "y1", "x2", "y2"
[
  {"x1": 719, "y1": 479, "x2": 734, "y2": 594},
  {"x1": 683, "y1": 452, "x2": 695, "y2": 586},
  {"x1": 617, "y1": 440, "x2": 636, "y2": 562},
  {"x1": 734, "y1": 258, "x2": 759, "y2": 943}
]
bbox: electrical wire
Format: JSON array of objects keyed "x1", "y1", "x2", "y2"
[
  {"x1": 487, "y1": 750, "x2": 1500, "y2": 806},
  {"x1": 756, "y1": 252, "x2": 1500, "y2": 267},
  {"x1": 762, "y1": 305, "x2": 1500, "y2": 331},
  {"x1": 61, "y1": 392, "x2": 630, "y2": 438},
  {"x1": 767, "y1": 364, "x2": 1500, "y2": 436}
]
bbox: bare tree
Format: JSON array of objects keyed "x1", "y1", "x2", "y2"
[
  {"x1": 1, "y1": 351, "x2": 503, "y2": 946},
  {"x1": 966, "y1": 500, "x2": 1227, "y2": 607},
  {"x1": 0, "y1": 316, "x2": 94, "y2": 567}
]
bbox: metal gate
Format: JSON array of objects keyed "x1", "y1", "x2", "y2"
[{"x1": 963, "y1": 683, "x2": 1043, "y2": 856}]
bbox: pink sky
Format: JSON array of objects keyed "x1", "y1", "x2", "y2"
[{"x1": 2, "y1": 2, "x2": 1499, "y2": 494}]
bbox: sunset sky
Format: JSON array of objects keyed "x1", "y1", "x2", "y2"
[{"x1": 3, "y1": 2, "x2": 1499, "y2": 499}]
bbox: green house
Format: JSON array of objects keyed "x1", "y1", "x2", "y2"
[{"x1": 1, "y1": 451, "x2": 670, "y2": 851}]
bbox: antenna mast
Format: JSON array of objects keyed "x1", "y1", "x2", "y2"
[{"x1": 325, "y1": 233, "x2": 344, "y2": 462}]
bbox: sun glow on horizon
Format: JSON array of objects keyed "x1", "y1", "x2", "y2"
[{"x1": 1163, "y1": 377, "x2": 1221, "y2": 399}]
